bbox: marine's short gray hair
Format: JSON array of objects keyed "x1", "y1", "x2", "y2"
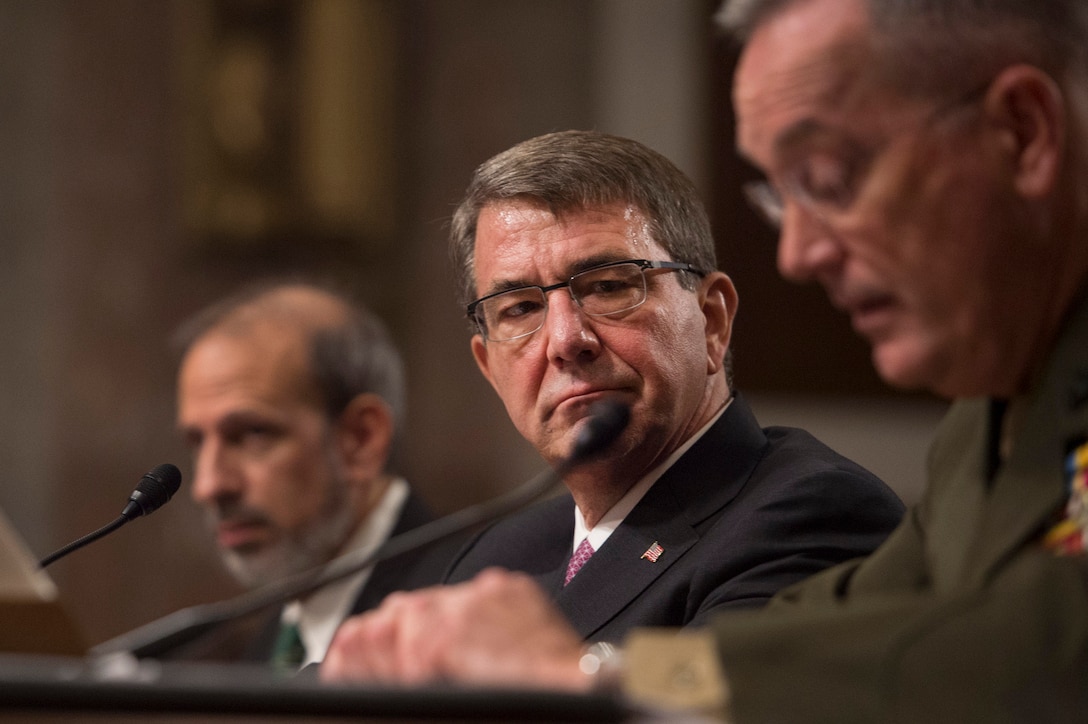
[{"x1": 717, "y1": 0, "x2": 1088, "y2": 99}]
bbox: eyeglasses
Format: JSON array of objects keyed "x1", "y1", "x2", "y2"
[
  {"x1": 742, "y1": 82, "x2": 991, "y2": 230},
  {"x1": 741, "y1": 152, "x2": 870, "y2": 229},
  {"x1": 467, "y1": 259, "x2": 708, "y2": 342},
  {"x1": 742, "y1": 179, "x2": 790, "y2": 229}
]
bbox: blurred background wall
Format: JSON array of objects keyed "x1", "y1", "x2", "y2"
[{"x1": 0, "y1": 0, "x2": 946, "y2": 648}]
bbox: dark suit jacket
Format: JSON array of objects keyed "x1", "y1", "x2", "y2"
[
  {"x1": 444, "y1": 394, "x2": 904, "y2": 642},
  {"x1": 707, "y1": 296, "x2": 1088, "y2": 723},
  {"x1": 238, "y1": 488, "x2": 458, "y2": 662}
]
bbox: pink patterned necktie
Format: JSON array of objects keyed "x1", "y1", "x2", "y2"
[{"x1": 564, "y1": 538, "x2": 595, "y2": 586}]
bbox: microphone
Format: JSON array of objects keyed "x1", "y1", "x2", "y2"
[
  {"x1": 122, "y1": 463, "x2": 183, "y2": 519},
  {"x1": 569, "y1": 398, "x2": 630, "y2": 462},
  {"x1": 39, "y1": 463, "x2": 182, "y2": 569},
  {"x1": 90, "y1": 400, "x2": 631, "y2": 661}
]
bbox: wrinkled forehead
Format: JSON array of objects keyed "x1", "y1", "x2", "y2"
[
  {"x1": 733, "y1": 0, "x2": 884, "y2": 155},
  {"x1": 474, "y1": 199, "x2": 652, "y2": 250},
  {"x1": 471, "y1": 200, "x2": 663, "y2": 289},
  {"x1": 180, "y1": 323, "x2": 324, "y2": 410}
]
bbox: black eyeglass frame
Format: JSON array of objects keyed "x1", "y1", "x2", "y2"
[
  {"x1": 740, "y1": 80, "x2": 993, "y2": 230},
  {"x1": 466, "y1": 258, "x2": 709, "y2": 341}
]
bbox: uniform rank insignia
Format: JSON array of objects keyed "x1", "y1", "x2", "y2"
[{"x1": 1042, "y1": 439, "x2": 1088, "y2": 555}]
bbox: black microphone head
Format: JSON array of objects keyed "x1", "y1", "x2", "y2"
[
  {"x1": 123, "y1": 463, "x2": 182, "y2": 519},
  {"x1": 568, "y1": 400, "x2": 631, "y2": 465}
]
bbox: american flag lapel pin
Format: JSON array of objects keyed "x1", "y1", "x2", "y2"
[{"x1": 640, "y1": 541, "x2": 664, "y2": 563}]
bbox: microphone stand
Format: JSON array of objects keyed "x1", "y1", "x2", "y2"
[
  {"x1": 91, "y1": 466, "x2": 557, "y2": 660},
  {"x1": 39, "y1": 516, "x2": 129, "y2": 569},
  {"x1": 39, "y1": 463, "x2": 182, "y2": 569},
  {"x1": 91, "y1": 401, "x2": 630, "y2": 662}
]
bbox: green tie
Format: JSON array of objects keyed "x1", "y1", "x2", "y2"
[{"x1": 270, "y1": 621, "x2": 306, "y2": 673}]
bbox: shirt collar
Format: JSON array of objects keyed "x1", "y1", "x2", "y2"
[
  {"x1": 281, "y1": 476, "x2": 409, "y2": 667},
  {"x1": 572, "y1": 399, "x2": 732, "y2": 552}
]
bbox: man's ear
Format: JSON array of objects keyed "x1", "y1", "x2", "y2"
[
  {"x1": 700, "y1": 272, "x2": 738, "y2": 375},
  {"x1": 471, "y1": 333, "x2": 500, "y2": 393},
  {"x1": 335, "y1": 393, "x2": 395, "y2": 484},
  {"x1": 984, "y1": 64, "x2": 1065, "y2": 199}
]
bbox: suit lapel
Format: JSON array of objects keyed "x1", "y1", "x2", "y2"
[
  {"x1": 558, "y1": 491, "x2": 699, "y2": 637},
  {"x1": 556, "y1": 395, "x2": 768, "y2": 638},
  {"x1": 349, "y1": 490, "x2": 434, "y2": 614},
  {"x1": 532, "y1": 501, "x2": 578, "y2": 595},
  {"x1": 923, "y1": 398, "x2": 993, "y2": 590}
]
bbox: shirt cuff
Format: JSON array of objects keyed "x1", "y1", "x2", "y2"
[{"x1": 620, "y1": 627, "x2": 731, "y2": 719}]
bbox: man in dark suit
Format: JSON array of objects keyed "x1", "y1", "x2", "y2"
[
  {"x1": 323, "y1": 1, "x2": 1088, "y2": 720},
  {"x1": 395, "y1": 130, "x2": 900, "y2": 644},
  {"x1": 444, "y1": 372, "x2": 901, "y2": 643},
  {"x1": 174, "y1": 282, "x2": 456, "y2": 669}
]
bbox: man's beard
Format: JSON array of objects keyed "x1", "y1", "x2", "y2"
[{"x1": 208, "y1": 475, "x2": 358, "y2": 589}]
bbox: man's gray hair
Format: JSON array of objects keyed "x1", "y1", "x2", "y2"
[
  {"x1": 717, "y1": 0, "x2": 1088, "y2": 99},
  {"x1": 449, "y1": 130, "x2": 718, "y2": 310}
]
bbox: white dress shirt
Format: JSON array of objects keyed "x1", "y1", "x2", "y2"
[
  {"x1": 279, "y1": 476, "x2": 409, "y2": 667},
  {"x1": 572, "y1": 400, "x2": 731, "y2": 553}
]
